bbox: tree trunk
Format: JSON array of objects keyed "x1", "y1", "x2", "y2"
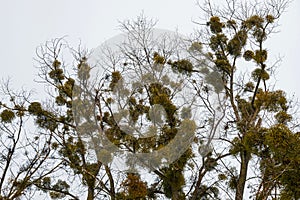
[
  {"x1": 171, "y1": 187, "x2": 184, "y2": 200},
  {"x1": 87, "y1": 187, "x2": 94, "y2": 200},
  {"x1": 190, "y1": 170, "x2": 206, "y2": 200},
  {"x1": 172, "y1": 190, "x2": 179, "y2": 200},
  {"x1": 235, "y1": 150, "x2": 250, "y2": 200}
]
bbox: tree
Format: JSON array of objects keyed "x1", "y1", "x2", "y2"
[
  {"x1": 1, "y1": 0, "x2": 299, "y2": 199},
  {"x1": 33, "y1": 16, "x2": 198, "y2": 199},
  {"x1": 183, "y1": 0, "x2": 299, "y2": 199},
  {"x1": 0, "y1": 81, "x2": 62, "y2": 199}
]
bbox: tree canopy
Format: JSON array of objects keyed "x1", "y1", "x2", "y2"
[{"x1": 1, "y1": 0, "x2": 299, "y2": 200}]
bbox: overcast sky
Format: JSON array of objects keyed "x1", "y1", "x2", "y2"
[{"x1": 0, "y1": 0, "x2": 299, "y2": 99}]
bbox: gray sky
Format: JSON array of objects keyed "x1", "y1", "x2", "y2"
[{"x1": 0, "y1": 0, "x2": 299, "y2": 99}]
